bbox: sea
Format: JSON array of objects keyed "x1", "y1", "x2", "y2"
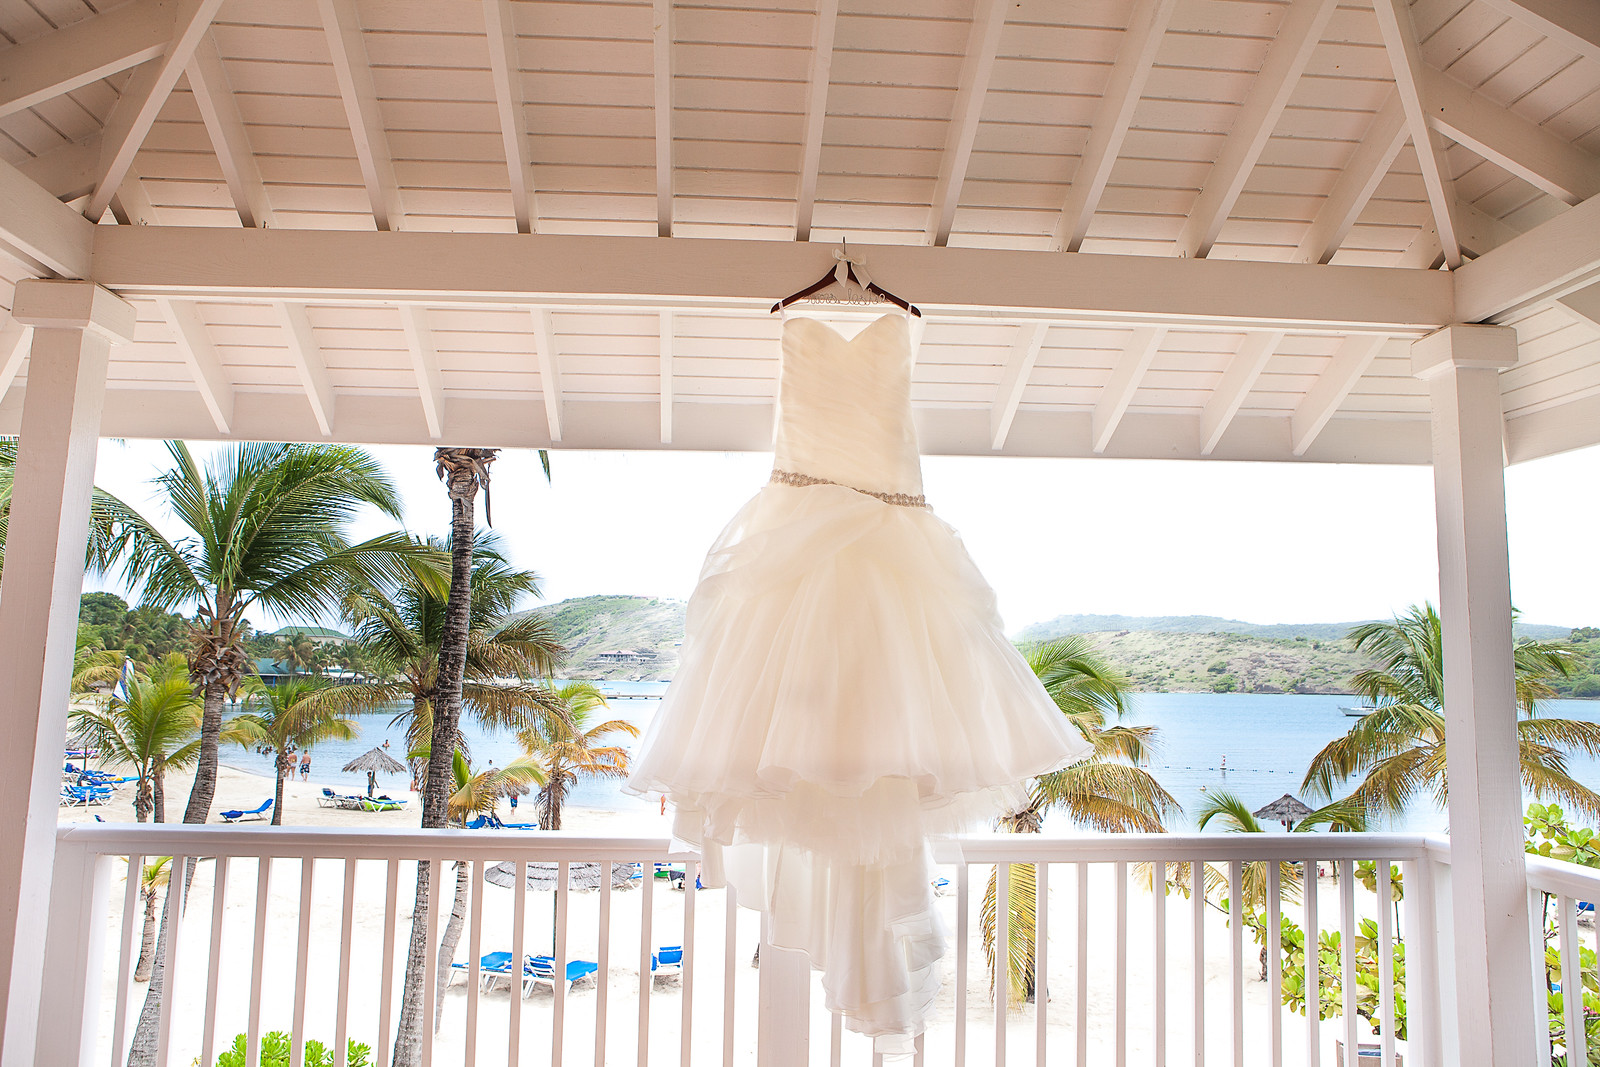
[{"x1": 219, "y1": 686, "x2": 1600, "y2": 834}]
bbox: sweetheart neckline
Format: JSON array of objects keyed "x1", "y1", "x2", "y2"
[{"x1": 783, "y1": 312, "x2": 905, "y2": 348}]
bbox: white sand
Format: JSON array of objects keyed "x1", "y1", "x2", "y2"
[{"x1": 67, "y1": 767, "x2": 1408, "y2": 1066}]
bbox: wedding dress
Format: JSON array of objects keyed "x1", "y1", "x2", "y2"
[{"x1": 626, "y1": 312, "x2": 1092, "y2": 1051}]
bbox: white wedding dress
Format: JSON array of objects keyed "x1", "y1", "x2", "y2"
[{"x1": 626, "y1": 312, "x2": 1092, "y2": 1051}]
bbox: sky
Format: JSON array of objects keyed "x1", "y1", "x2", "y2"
[{"x1": 84, "y1": 436, "x2": 1600, "y2": 638}]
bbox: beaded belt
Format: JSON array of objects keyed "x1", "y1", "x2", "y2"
[{"x1": 770, "y1": 468, "x2": 927, "y2": 508}]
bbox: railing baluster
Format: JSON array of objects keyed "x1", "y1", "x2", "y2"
[
  {"x1": 203, "y1": 855, "x2": 230, "y2": 1067},
  {"x1": 422, "y1": 858, "x2": 443, "y2": 1067},
  {"x1": 1115, "y1": 859, "x2": 1127, "y2": 1067},
  {"x1": 1304, "y1": 858, "x2": 1319, "y2": 1067},
  {"x1": 154, "y1": 854, "x2": 188, "y2": 1067},
  {"x1": 681, "y1": 860, "x2": 697, "y2": 1067},
  {"x1": 334, "y1": 859, "x2": 356, "y2": 1067},
  {"x1": 1402, "y1": 858, "x2": 1437, "y2": 1067},
  {"x1": 996, "y1": 861, "x2": 1009, "y2": 1067},
  {"x1": 1193, "y1": 860, "x2": 1204, "y2": 1067},
  {"x1": 248, "y1": 856, "x2": 273, "y2": 1067},
  {"x1": 1377, "y1": 862, "x2": 1395, "y2": 1067},
  {"x1": 379, "y1": 859, "x2": 399, "y2": 1067},
  {"x1": 955, "y1": 863, "x2": 969, "y2": 1067},
  {"x1": 598, "y1": 865, "x2": 614, "y2": 1067},
  {"x1": 1076, "y1": 863, "x2": 1088, "y2": 1067},
  {"x1": 511, "y1": 859, "x2": 528, "y2": 1067},
  {"x1": 1340, "y1": 860, "x2": 1357, "y2": 1067},
  {"x1": 465, "y1": 858, "x2": 484, "y2": 1067},
  {"x1": 1561, "y1": 894, "x2": 1585, "y2": 1067},
  {"x1": 913, "y1": 1030, "x2": 924, "y2": 1066},
  {"x1": 1533, "y1": 885, "x2": 1553, "y2": 1067},
  {"x1": 1267, "y1": 860, "x2": 1282, "y2": 1067},
  {"x1": 1155, "y1": 859, "x2": 1167, "y2": 1067},
  {"x1": 555, "y1": 860, "x2": 570, "y2": 1067},
  {"x1": 1229, "y1": 859, "x2": 1243, "y2": 1067},
  {"x1": 292, "y1": 858, "x2": 316, "y2": 1067},
  {"x1": 722, "y1": 884, "x2": 736, "y2": 1067},
  {"x1": 111, "y1": 854, "x2": 142, "y2": 1067},
  {"x1": 639, "y1": 857, "x2": 654, "y2": 1067},
  {"x1": 1036, "y1": 861, "x2": 1048, "y2": 1067},
  {"x1": 829, "y1": 1010, "x2": 842, "y2": 1067}
]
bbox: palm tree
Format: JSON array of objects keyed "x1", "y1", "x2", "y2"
[
  {"x1": 272, "y1": 631, "x2": 319, "y2": 675},
  {"x1": 519, "y1": 683, "x2": 638, "y2": 831},
  {"x1": 69, "y1": 662, "x2": 202, "y2": 823},
  {"x1": 132, "y1": 857, "x2": 171, "y2": 983},
  {"x1": 984, "y1": 637, "x2": 1178, "y2": 1004},
  {"x1": 227, "y1": 677, "x2": 365, "y2": 826},
  {"x1": 1302, "y1": 603, "x2": 1600, "y2": 821},
  {"x1": 0, "y1": 436, "x2": 122, "y2": 576}
]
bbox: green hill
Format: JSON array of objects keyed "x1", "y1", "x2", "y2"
[
  {"x1": 527, "y1": 595, "x2": 685, "y2": 680},
  {"x1": 1061, "y1": 629, "x2": 1365, "y2": 694},
  {"x1": 1017, "y1": 612, "x2": 1573, "y2": 644}
]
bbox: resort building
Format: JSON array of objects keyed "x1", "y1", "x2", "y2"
[
  {"x1": 1, "y1": 0, "x2": 1599, "y2": 1065},
  {"x1": 266, "y1": 626, "x2": 352, "y2": 647}
]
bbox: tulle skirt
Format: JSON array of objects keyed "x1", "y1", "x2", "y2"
[{"x1": 626, "y1": 482, "x2": 1091, "y2": 1048}]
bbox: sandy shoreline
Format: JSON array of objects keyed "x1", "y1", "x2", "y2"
[{"x1": 64, "y1": 764, "x2": 1408, "y2": 1067}]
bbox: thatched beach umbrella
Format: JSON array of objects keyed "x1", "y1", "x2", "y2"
[
  {"x1": 1253, "y1": 793, "x2": 1315, "y2": 830},
  {"x1": 343, "y1": 747, "x2": 406, "y2": 796}
]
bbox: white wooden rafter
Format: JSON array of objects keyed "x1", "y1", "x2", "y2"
[
  {"x1": 659, "y1": 310, "x2": 674, "y2": 444},
  {"x1": 0, "y1": 156, "x2": 94, "y2": 278},
  {"x1": 398, "y1": 305, "x2": 444, "y2": 439},
  {"x1": 1294, "y1": 94, "x2": 1408, "y2": 264},
  {"x1": 17, "y1": 137, "x2": 101, "y2": 201},
  {"x1": 1554, "y1": 282, "x2": 1600, "y2": 331},
  {"x1": 1091, "y1": 326, "x2": 1166, "y2": 453},
  {"x1": 0, "y1": 0, "x2": 171, "y2": 118},
  {"x1": 1476, "y1": 0, "x2": 1600, "y2": 66},
  {"x1": 1174, "y1": 0, "x2": 1339, "y2": 260},
  {"x1": 794, "y1": 0, "x2": 841, "y2": 242},
  {"x1": 483, "y1": 0, "x2": 536, "y2": 234},
  {"x1": 1055, "y1": 0, "x2": 1176, "y2": 252},
  {"x1": 1456, "y1": 187, "x2": 1600, "y2": 321},
  {"x1": 318, "y1": 0, "x2": 403, "y2": 231},
  {"x1": 1401, "y1": 199, "x2": 1517, "y2": 269},
  {"x1": 84, "y1": 0, "x2": 226, "y2": 223},
  {"x1": 187, "y1": 33, "x2": 276, "y2": 229},
  {"x1": 652, "y1": 0, "x2": 675, "y2": 238},
  {"x1": 1290, "y1": 334, "x2": 1391, "y2": 455},
  {"x1": 271, "y1": 302, "x2": 336, "y2": 436},
  {"x1": 1420, "y1": 66, "x2": 1600, "y2": 206},
  {"x1": 532, "y1": 308, "x2": 564, "y2": 442},
  {"x1": 989, "y1": 321, "x2": 1050, "y2": 450},
  {"x1": 1200, "y1": 331, "x2": 1284, "y2": 455},
  {"x1": 0, "y1": 318, "x2": 29, "y2": 407},
  {"x1": 109, "y1": 166, "x2": 159, "y2": 228},
  {"x1": 156, "y1": 297, "x2": 234, "y2": 434},
  {"x1": 926, "y1": 0, "x2": 1009, "y2": 246},
  {"x1": 1373, "y1": 0, "x2": 1462, "y2": 269}
]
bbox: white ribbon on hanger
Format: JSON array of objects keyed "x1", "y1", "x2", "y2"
[{"x1": 833, "y1": 246, "x2": 873, "y2": 296}]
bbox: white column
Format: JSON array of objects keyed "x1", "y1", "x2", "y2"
[
  {"x1": 756, "y1": 929, "x2": 809, "y2": 1066},
  {"x1": 1411, "y1": 323, "x2": 1533, "y2": 1066},
  {"x1": 0, "y1": 281, "x2": 134, "y2": 1067}
]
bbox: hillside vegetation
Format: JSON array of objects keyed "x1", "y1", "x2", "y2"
[
  {"x1": 1065, "y1": 629, "x2": 1365, "y2": 694},
  {"x1": 525, "y1": 594, "x2": 686, "y2": 680}
]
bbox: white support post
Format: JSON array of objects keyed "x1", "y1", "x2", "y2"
[
  {"x1": 0, "y1": 281, "x2": 135, "y2": 1067},
  {"x1": 1411, "y1": 323, "x2": 1534, "y2": 1067},
  {"x1": 37, "y1": 839, "x2": 111, "y2": 1067},
  {"x1": 756, "y1": 932, "x2": 809, "y2": 1067}
]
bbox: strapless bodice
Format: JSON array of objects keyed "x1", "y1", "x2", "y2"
[{"x1": 771, "y1": 314, "x2": 923, "y2": 499}]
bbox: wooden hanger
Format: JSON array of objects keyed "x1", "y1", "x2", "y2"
[{"x1": 771, "y1": 243, "x2": 921, "y2": 317}]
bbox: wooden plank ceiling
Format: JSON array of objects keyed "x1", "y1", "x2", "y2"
[{"x1": 1, "y1": 0, "x2": 1599, "y2": 464}]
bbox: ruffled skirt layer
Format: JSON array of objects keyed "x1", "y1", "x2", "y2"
[{"x1": 626, "y1": 483, "x2": 1091, "y2": 1048}]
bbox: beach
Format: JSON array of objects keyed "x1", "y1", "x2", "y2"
[{"x1": 66, "y1": 762, "x2": 1414, "y2": 1067}]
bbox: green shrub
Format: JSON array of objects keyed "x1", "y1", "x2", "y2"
[{"x1": 208, "y1": 1032, "x2": 370, "y2": 1067}]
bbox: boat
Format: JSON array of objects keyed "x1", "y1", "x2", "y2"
[{"x1": 1341, "y1": 705, "x2": 1378, "y2": 717}]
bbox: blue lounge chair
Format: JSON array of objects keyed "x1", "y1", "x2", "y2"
[
  {"x1": 523, "y1": 956, "x2": 599, "y2": 996},
  {"x1": 448, "y1": 950, "x2": 516, "y2": 991},
  {"x1": 219, "y1": 799, "x2": 273, "y2": 823},
  {"x1": 651, "y1": 945, "x2": 683, "y2": 979}
]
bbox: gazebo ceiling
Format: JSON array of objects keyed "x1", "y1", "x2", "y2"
[{"x1": 1, "y1": 0, "x2": 1599, "y2": 464}]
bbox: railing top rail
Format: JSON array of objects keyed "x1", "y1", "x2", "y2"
[
  {"x1": 1526, "y1": 854, "x2": 1600, "y2": 899},
  {"x1": 55, "y1": 824, "x2": 1447, "y2": 864}
]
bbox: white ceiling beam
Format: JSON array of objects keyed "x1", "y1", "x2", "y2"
[
  {"x1": 156, "y1": 297, "x2": 233, "y2": 433},
  {"x1": 794, "y1": 0, "x2": 840, "y2": 242},
  {"x1": 651, "y1": 0, "x2": 674, "y2": 237},
  {"x1": 926, "y1": 0, "x2": 1009, "y2": 246},
  {"x1": 108, "y1": 166, "x2": 160, "y2": 227},
  {"x1": 1091, "y1": 326, "x2": 1166, "y2": 453},
  {"x1": 1175, "y1": 0, "x2": 1339, "y2": 259},
  {"x1": 90, "y1": 228, "x2": 1457, "y2": 334},
  {"x1": 532, "y1": 307, "x2": 564, "y2": 442},
  {"x1": 1054, "y1": 0, "x2": 1177, "y2": 252},
  {"x1": 271, "y1": 302, "x2": 336, "y2": 436},
  {"x1": 1294, "y1": 93, "x2": 1408, "y2": 263},
  {"x1": 1290, "y1": 333, "x2": 1390, "y2": 455},
  {"x1": 318, "y1": 0, "x2": 403, "y2": 231},
  {"x1": 1398, "y1": 199, "x2": 1518, "y2": 268},
  {"x1": 1373, "y1": 0, "x2": 1462, "y2": 269},
  {"x1": 483, "y1": 0, "x2": 535, "y2": 234},
  {"x1": 659, "y1": 310, "x2": 674, "y2": 444},
  {"x1": 16, "y1": 136, "x2": 101, "y2": 201},
  {"x1": 0, "y1": 156, "x2": 94, "y2": 277},
  {"x1": 1420, "y1": 65, "x2": 1600, "y2": 206},
  {"x1": 990, "y1": 322, "x2": 1050, "y2": 450},
  {"x1": 187, "y1": 32, "x2": 275, "y2": 229},
  {"x1": 1456, "y1": 187, "x2": 1600, "y2": 321},
  {"x1": 1200, "y1": 330, "x2": 1284, "y2": 454},
  {"x1": 1477, "y1": 0, "x2": 1600, "y2": 66},
  {"x1": 0, "y1": 318, "x2": 30, "y2": 406},
  {"x1": 1554, "y1": 280, "x2": 1600, "y2": 331},
  {"x1": 0, "y1": 0, "x2": 171, "y2": 118},
  {"x1": 84, "y1": 0, "x2": 226, "y2": 222},
  {"x1": 398, "y1": 305, "x2": 444, "y2": 439}
]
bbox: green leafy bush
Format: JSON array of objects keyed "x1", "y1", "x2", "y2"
[{"x1": 207, "y1": 1032, "x2": 370, "y2": 1067}]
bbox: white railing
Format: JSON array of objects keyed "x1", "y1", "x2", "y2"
[
  {"x1": 40, "y1": 825, "x2": 1522, "y2": 1067},
  {"x1": 1526, "y1": 855, "x2": 1600, "y2": 1067}
]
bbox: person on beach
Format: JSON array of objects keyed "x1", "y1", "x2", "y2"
[
  {"x1": 299, "y1": 753, "x2": 311, "y2": 781},
  {"x1": 509, "y1": 793, "x2": 518, "y2": 815},
  {"x1": 367, "y1": 770, "x2": 377, "y2": 797}
]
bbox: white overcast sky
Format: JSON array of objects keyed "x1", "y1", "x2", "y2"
[{"x1": 86, "y1": 437, "x2": 1600, "y2": 636}]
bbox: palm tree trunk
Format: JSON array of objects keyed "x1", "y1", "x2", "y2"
[
  {"x1": 134, "y1": 777, "x2": 151, "y2": 823},
  {"x1": 433, "y1": 861, "x2": 471, "y2": 1031},
  {"x1": 133, "y1": 888, "x2": 158, "y2": 982},
  {"x1": 152, "y1": 765, "x2": 165, "y2": 824},
  {"x1": 182, "y1": 676, "x2": 230, "y2": 824},
  {"x1": 125, "y1": 856, "x2": 198, "y2": 1067},
  {"x1": 273, "y1": 749, "x2": 288, "y2": 826},
  {"x1": 392, "y1": 859, "x2": 433, "y2": 1067}
]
